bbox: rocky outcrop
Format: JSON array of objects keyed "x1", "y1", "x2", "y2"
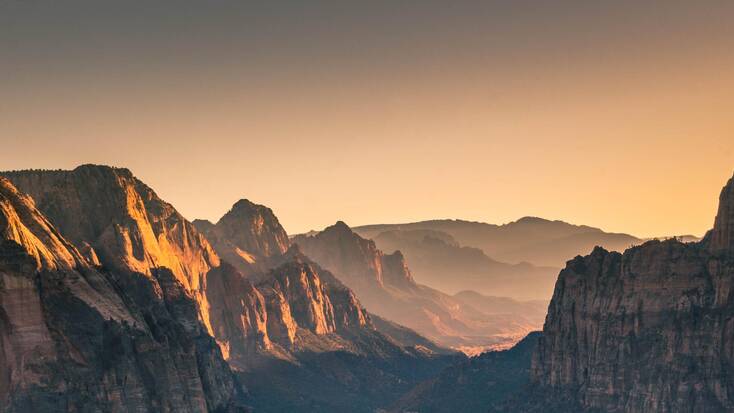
[
  {"x1": 529, "y1": 173, "x2": 734, "y2": 412},
  {"x1": 0, "y1": 177, "x2": 245, "y2": 412},
  {"x1": 709, "y1": 174, "x2": 734, "y2": 253},
  {"x1": 194, "y1": 199, "x2": 289, "y2": 275},
  {"x1": 294, "y1": 222, "x2": 538, "y2": 353}
]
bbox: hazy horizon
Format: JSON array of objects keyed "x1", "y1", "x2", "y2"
[{"x1": 2, "y1": 1, "x2": 733, "y2": 237}]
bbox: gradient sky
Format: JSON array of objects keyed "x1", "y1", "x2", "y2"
[{"x1": 1, "y1": 1, "x2": 733, "y2": 237}]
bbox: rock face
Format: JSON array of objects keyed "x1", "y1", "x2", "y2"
[
  {"x1": 0, "y1": 177, "x2": 244, "y2": 412},
  {"x1": 529, "y1": 173, "x2": 734, "y2": 412},
  {"x1": 3, "y1": 166, "x2": 220, "y2": 332},
  {"x1": 193, "y1": 199, "x2": 289, "y2": 275},
  {"x1": 205, "y1": 251, "x2": 371, "y2": 366},
  {"x1": 294, "y1": 222, "x2": 539, "y2": 353}
]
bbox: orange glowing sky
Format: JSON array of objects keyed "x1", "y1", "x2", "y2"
[{"x1": 1, "y1": 1, "x2": 733, "y2": 237}]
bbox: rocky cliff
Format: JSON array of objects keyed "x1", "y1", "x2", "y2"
[
  {"x1": 529, "y1": 172, "x2": 734, "y2": 412},
  {"x1": 3, "y1": 165, "x2": 220, "y2": 332},
  {"x1": 0, "y1": 177, "x2": 245, "y2": 412},
  {"x1": 205, "y1": 249, "x2": 372, "y2": 367}
]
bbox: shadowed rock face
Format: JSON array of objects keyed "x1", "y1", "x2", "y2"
[
  {"x1": 193, "y1": 199, "x2": 289, "y2": 275},
  {"x1": 0, "y1": 177, "x2": 245, "y2": 412},
  {"x1": 529, "y1": 173, "x2": 734, "y2": 412}
]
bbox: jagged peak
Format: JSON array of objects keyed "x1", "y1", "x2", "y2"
[
  {"x1": 323, "y1": 220, "x2": 355, "y2": 236},
  {"x1": 222, "y1": 198, "x2": 275, "y2": 218}
]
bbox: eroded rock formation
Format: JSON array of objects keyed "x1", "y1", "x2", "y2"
[{"x1": 529, "y1": 173, "x2": 734, "y2": 412}]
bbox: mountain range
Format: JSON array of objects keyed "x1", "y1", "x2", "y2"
[
  {"x1": 293, "y1": 222, "x2": 546, "y2": 353},
  {"x1": 0, "y1": 165, "x2": 458, "y2": 412},
  {"x1": 388, "y1": 172, "x2": 734, "y2": 412},
  {"x1": 3, "y1": 163, "x2": 730, "y2": 413},
  {"x1": 355, "y1": 217, "x2": 643, "y2": 268}
]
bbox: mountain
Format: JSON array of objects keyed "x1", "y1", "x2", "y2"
[
  {"x1": 0, "y1": 176, "x2": 245, "y2": 412},
  {"x1": 196, "y1": 202, "x2": 462, "y2": 412},
  {"x1": 2, "y1": 165, "x2": 221, "y2": 333},
  {"x1": 293, "y1": 222, "x2": 545, "y2": 353},
  {"x1": 3, "y1": 165, "x2": 460, "y2": 412},
  {"x1": 516, "y1": 172, "x2": 734, "y2": 412},
  {"x1": 354, "y1": 217, "x2": 642, "y2": 268},
  {"x1": 390, "y1": 332, "x2": 542, "y2": 413},
  {"x1": 369, "y1": 229, "x2": 558, "y2": 299},
  {"x1": 193, "y1": 199, "x2": 289, "y2": 275},
  {"x1": 208, "y1": 250, "x2": 461, "y2": 412}
]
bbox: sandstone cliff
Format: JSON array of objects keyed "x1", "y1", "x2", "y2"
[
  {"x1": 3, "y1": 165, "x2": 220, "y2": 332},
  {"x1": 205, "y1": 250, "x2": 372, "y2": 367},
  {"x1": 529, "y1": 173, "x2": 734, "y2": 412},
  {"x1": 0, "y1": 177, "x2": 245, "y2": 412}
]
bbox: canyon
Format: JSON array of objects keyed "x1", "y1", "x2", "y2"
[{"x1": 3, "y1": 163, "x2": 730, "y2": 413}]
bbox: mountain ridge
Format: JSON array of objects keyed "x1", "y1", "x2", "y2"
[{"x1": 294, "y1": 221, "x2": 547, "y2": 353}]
